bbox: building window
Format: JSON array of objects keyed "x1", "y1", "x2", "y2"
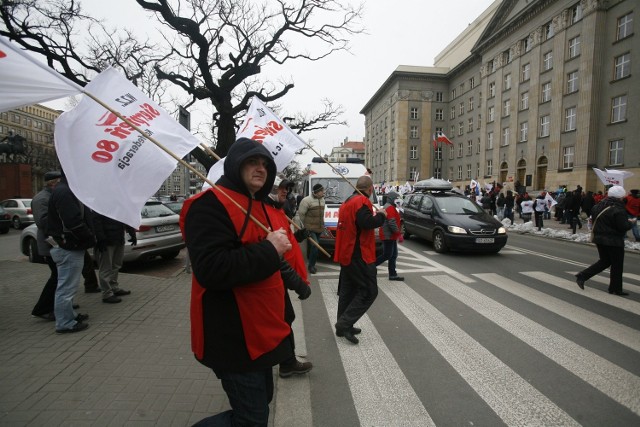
[
  {"x1": 467, "y1": 140, "x2": 473, "y2": 155},
  {"x1": 410, "y1": 167, "x2": 418, "y2": 181},
  {"x1": 504, "y1": 73, "x2": 511, "y2": 90},
  {"x1": 410, "y1": 107, "x2": 419, "y2": 119},
  {"x1": 568, "y1": 36, "x2": 581, "y2": 58},
  {"x1": 435, "y1": 109, "x2": 444, "y2": 120},
  {"x1": 457, "y1": 143, "x2": 464, "y2": 158},
  {"x1": 489, "y1": 81, "x2": 496, "y2": 98},
  {"x1": 488, "y1": 59, "x2": 496, "y2": 73},
  {"x1": 459, "y1": 102, "x2": 465, "y2": 116},
  {"x1": 540, "y1": 115, "x2": 550, "y2": 137},
  {"x1": 562, "y1": 146, "x2": 575, "y2": 169},
  {"x1": 487, "y1": 132, "x2": 494, "y2": 149},
  {"x1": 436, "y1": 92, "x2": 443, "y2": 102},
  {"x1": 611, "y1": 95, "x2": 627, "y2": 123},
  {"x1": 451, "y1": 88, "x2": 457, "y2": 99},
  {"x1": 617, "y1": 12, "x2": 633, "y2": 40},
  {"x1": 543, "y1": 51, "x2": 553, "y2": 71},
  {"x1": 477, "y1": 114, "x2": 482, "y2": 129},
  {"x1": 614, "y1": 53, "x2": 631, "y2": 80},
  {"x1": 468, "y1": 97, "x2": 474, "y2": 111},
  {"x1": 486, "y1": 159, "x2": 493, "y2": 176},
  {"x1": 410, "y1": 125, "x2": 419, "y2": 138},
  {"x1": 467, "y1": 164, "x2": 472, "y2": 179},
  {"x1": 410, "y1": 145, "x2": 418, "y2": 159},
  {"x1": 544, "y1": 21, "x2": 555, "y2": 39},
  {"x1": 570, "y1": 3, "x2": 582, "y2": 24},
  {"x1": 609, "y1": 139, "x2": 624, "y2": 166},
  {"x1": 450, "y1": 106, "x2": 456, "y2": 120},
  {"x1": 458, "y1": 122, "x2": 464, "y2": 136},
  {"x1": 488, "y1": 106, "x2": 495, "y2": 122},
  {"x1": 468, "y1": 118, "x2": 474, "y2": 132},
  {"x1": 502, "y1": 127, "x2": 510, "y2": 146},
  {"x1": 521, "y1": 63, "x2": 530, "y2": 82},
  {"x1": 174, "y1": 185, "x2": 181, "y2": 192},
  {"x1": 451, "y1": 125, "x2": 456, "y2": 136},
  {"x1": 522, "y1": 36, "x2": 531, "y2": 52},
  {"x1": 503, "y1": 49, "x2": 512, "y2": 64},
  {"x1": 457, "y1": 165, "x2": 463, "y2": 180},
  {"x1": 566, "y1": 71, "x2": 579, "y2": 93},
  {"x1": 476, "y1": 138, "x2": 481, "y2": 154},
  {"x1": 520, "y1": 122, "x2": 528, "y2": 142},
  {"x1": 503, "y1": 99, "x2": 511, "y2": 117},
  {"x1": 449, "y1": 146, "x2": 454, "y2": 160},
  {"x1": 470, "y1": 77, "x2": 476, "y2": 88},
  {"x1": 435, "y1": 146, "x2": 442, "y2": 161},
  {"x1": 520, "y1": 91, "x2": 529, "y2": 110},
  {"x1": 541, "y1": 82, "x2": 551, "y2": 102},
  {"x1": 565, "y1": 106, "x2": 577, "y2": 131}
]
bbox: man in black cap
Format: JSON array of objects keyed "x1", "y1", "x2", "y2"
[{"x1": 296, "y1": 183, "x2": 326, "y2": 274}]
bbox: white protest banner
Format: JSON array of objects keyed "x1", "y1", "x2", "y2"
[
  {"x1": 54, "y1": 67, "x2": 201, "y2": 228},
  {"x1": 204, "y1": 96, "x2": 307, "y2": 187},
  {"x1": 0, "y1": 36, "x2": 82, "y2": 112},
  {"x1": 593, "y1": 167, "x2": 634, "y2": 187}
]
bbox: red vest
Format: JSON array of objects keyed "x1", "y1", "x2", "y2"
[
  {"x1": 334, "y1": 195, "x2": 377, "y2": 265},
  {"x1": 264, "y1": 203, "x2": 308, "y2": 283}
]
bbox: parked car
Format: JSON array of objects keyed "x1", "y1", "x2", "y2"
[
  {"x1": 20, "y1": 200, "x2": 185, "y2": 263},
  {"x1": 162, "y1": 201, "x2": 184, "y2": 215},
  {"x1": 401, "y1": 179, "x2": 507, "y2": 253},
  {"x1": 0, "y1": 206, "x2": 11, "y2": 234},
  {"x1": 0, "y1": 198, "x2": 34, "y2": 229}
]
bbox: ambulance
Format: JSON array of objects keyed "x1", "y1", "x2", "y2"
[{"x1": 299, "y1": 157, "x2": 381, "y2": 255}]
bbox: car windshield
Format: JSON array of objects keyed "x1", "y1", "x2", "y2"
[
  {"x1": 435, "y1": 196, "x2": 484, "y2": 215},
  {"x1": 141, "y1": 203, "x2": 176, "y2": 218},
  {"x1": 312, "y1": 178, "x2": 378, "y2": 205}
]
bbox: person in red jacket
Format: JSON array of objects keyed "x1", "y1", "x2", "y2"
[
  {"x1": 624, "y1": 189, "x2": 640, "y2": 241},
  {"x1": 334, "y1": 175, "x2": 386, "y2": 344},
  {"x1": 181, "y1": 138, "x2": 293, "y2": 426},
  {"x1": 375, "y1": 191, "x2": 404, "y2": 281}
]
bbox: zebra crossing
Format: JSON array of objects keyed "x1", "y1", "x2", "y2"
[{"x1": 278, "y1": 245, "x2": 640, "y2": 426}]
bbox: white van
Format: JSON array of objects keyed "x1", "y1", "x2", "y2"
[{"x1": 299, "y1": 158, "x2": 380, "y2": 255}]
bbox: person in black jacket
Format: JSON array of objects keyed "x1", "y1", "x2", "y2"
[
  {"x1": 182, "y1": 138, "x2": 293, "y2": 426},
  {"x1": 92, "y1": 212, "x2": 136, "y2": 304},
  {"x1": 576, "y1": 185, "x2": 635, "y2": 295}
]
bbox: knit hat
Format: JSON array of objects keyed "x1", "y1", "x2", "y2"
[
  {"x1": 608, "y1": 185, "x2": 626, "y2": 199},
  {"x1": 313, "y1": 183, "x2": 324, "y2": 194}
]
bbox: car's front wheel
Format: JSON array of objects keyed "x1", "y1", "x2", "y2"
[
  {"x1": 27, "y1": 237, "x2": 44, "y2": 263},
  {"x1": 12, "y1": 216, "x2": 22, "y2": 229},
  {"x1": 0, "y1": 226, "x2": 9, "y2": 234},
  {"x1": 432, "y1": 230, "x2": 448, "y2": 253}
]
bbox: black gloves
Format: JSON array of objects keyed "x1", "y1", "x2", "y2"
[
  {"x1": 128, "y1": 234, "x2": 137, "y2": 246},
  {"x1": 294, "y1": 228, "x2": 310, "y2": 242},
  {"x1": 296, "y1": 283, "x2": 311, "y2": 300},
  {"x1": 279, "y1": 260, "x2": 312, "y2": 300}
]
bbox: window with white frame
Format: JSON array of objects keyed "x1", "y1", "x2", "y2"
[
  {"x1": 451, "y1": 125, "x2": 456, "y2": 136},
  {"x1": 468, "y1": 97, "x2": 474, "y2": 111},
  {"x1": 617, "y1": 12, "x2": 633, "y2": 40},
  {"x1": 410, "y1": 107, "x2": 419, "y2": 119},
  {"x1": 489, "y1": 81, "x2": 496, "y2": 98},
  {"x1": 522, "y1": 36, "x2": 531, "y2": 52},
  {"x1": 457, "y1": 143, "x2": 463, "y2": 157},
  {"x1": 570, "y1": 3, "x2": 582, "y2": 24},
  {"x1": 458, "y1": 122, "x2": 464, "y2": 136},
  {"x1": 410, "y1": 167, "x2": 418, "y2": 181},
  {"x1": 520, "y1": 122, "x2": 528, "y2": 142},
  {"x1": 609, "y1": 139, "x2": 624, "y2": 165},
  {"x1": 486, "y1": 159, "x2": 493, "y2": 176},
  {"x1": 477, "y1": 114, "x2": 482, "y2": 129},
  {"x1": 174, "y1": 185, "x2": 181, "y2": 192},
  {"x1": 544, "y1": 21, "x2": 555, "y2": 39},
  {"x1": 450, "y1": 106, "x2": 456, "y2": 120},
  {"x1": 521, "y1": 63, "x2": 530, "y2": 82},
  {"x1": 487, "y1": 131, "x2": 494, "y2": 149},
  {"x1": 562, "y1": 146, "x2": 574, "y2": 169},
  {"x1": 566, "y1": 71, "x2": 579, "y2": 93},
  {"x1": 503, "y1": 99, "x2": 511, "y2": 117},
  {"x1": 611, "y1": 95, "x2": 627, "y2": 123},
  {"x1": 449, "y1": 146, "x2": 454, "y2": 160},
  {"x1": 410, "y1": 145, "x2": 417, "y2": 159},
  {"x1": 435, "y1": 109, "x2": 444, "y2": 120},
  {"x1": 410, "y1": 125, "x2": 419, "y2": 138},
  {"x1": 436, "y1": 91, "x2": 443, "y2": 102},
  {"x1": 503, "y1": 50, "x2": 512, "y2": 64},
  {"x1": 457, "y1": 165, "x2": 463, "y2": 180},
  {"x1": 451, "y1": 88, "x2": 457, "y2": 99},
  {"x1": 614, "y1": 53, "x2": 631, "y2": 80},
  {"x1": 565, "y1": 106, "x2": 577, "y2": 131},
  {"x1": 435, "y1": 147, "x2": 442, "y2": 161},
  {"x1": 502, "y1": 127, "x2": 510, "y2": 146},
  {"x1": 540, "y1": 115, "x2": 550, "y2": 137},
  {"x1": 568, "y1": 36, "x2": 581, "y2": 58},
  {"x1": 173, "y1": 175, "x2": 181, "y2": 183},
  {"x1": 467, "y1": 164, "x2": 472, "y2": 179},
  {"x1": 467, "y1": 140, "x2": 473, "y2": 155},
  {"x1": 470, "y1": 77, "x2": 476, "y2": 88},
  {"x1": 541, "y1": 82, "x2": 551, "y2": 102},
  {"x1": 504, "y1": 74, "x2": 511, "y2": 90},
  {"x1": 459, "y1": 102, "x2": 465, "y2": 116},
  {"x1": 468, "y1": 118, "x2": 474, "y2": 132},
  {"x1": 543, "y1": 51, "x2": 553, "y2": 71},
  {"x1": 488, "y1": 59, "x2": 496, "y2": 73},
  {"x1": 488, "y1": 106, "x2": 495, "y2": 122},
  {"x1": 476, "y1": 138, "x2": 481, "y2": 154},
  {"x1": 520, "y1": 91, "x2": 529, "y2": 110}
]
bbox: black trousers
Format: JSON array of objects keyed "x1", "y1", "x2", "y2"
[
  {"x1": 336, "y1": 257, "x2": 378, "y2": 331},
  {"x1": 31, "y1": 256, "x2": 58, "y2": 316},
  {"x1": 578, "y1": 244, "x2": 625, "y2": 293},
  {"x1": 82, "y1": 250, "x2": 99, "y2": 290}
]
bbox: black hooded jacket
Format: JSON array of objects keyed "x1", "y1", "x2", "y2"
[{"x1": 591, "y1": 197, "x2": 632, "y2": 247}]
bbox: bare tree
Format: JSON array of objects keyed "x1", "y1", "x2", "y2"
[{"x1": 1, "y1": 0, "x2": 363, "y2": 170}]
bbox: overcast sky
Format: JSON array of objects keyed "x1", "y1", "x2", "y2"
[{"x1": 47, "y1": 0, "x2": 497, "y2": 165}]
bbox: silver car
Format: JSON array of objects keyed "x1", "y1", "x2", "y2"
[
  {"x1": 1, "y1": 198, "x2": 34, "y2": 229},
  {"x1": 20, "y1": 201, "x2": 185, "y2": 263}
]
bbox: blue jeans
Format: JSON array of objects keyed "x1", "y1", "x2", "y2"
[
  {"x1": 628, "y1": 214, "x2": 640, "y2": 240},
  {"x1": 307, "y1": 231, "x2": 320, "y2": 268},
  {"x1": 375, "y1": 240, "x2": 399, "y2": 277},
  {"x1": 193, "y1": 368, "x2": 274, "y2": 427},
  {"x1": 50, "y1": 247, "x2": 84, "y2": 330}
]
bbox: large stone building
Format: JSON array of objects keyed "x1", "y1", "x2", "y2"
[
  {"x1": 361, "y1": 0, "x2": 637, "y2": 193},
  {"x1": 327, "y1": 138, "x2": 365, "y2": 162}
]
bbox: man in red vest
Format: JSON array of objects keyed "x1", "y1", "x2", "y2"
[
  {"x1": 181, "y1": 138, "x2": 293, "y2": 426},
  {"x1": 333, "y1": 175, "x2": 387, "y2": 344}
]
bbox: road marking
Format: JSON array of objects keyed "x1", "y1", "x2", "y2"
[
  {"x1": 382, "y1": 277, "x2": 578, "y2": 426},
  {"x1": 431, "y1": 274, "x2": 640, "y2": 416},
  {"x1": 318, "y1": 279, "x2": 435, "y2": 426}
]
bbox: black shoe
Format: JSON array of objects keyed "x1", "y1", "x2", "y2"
[
  {"x1": 113, "y1": 289, "x2": 131, "y2": 296},
  {"x1": 336, "y1": 327, "x2": 362, "y2": 337},
  {"x1": 389, "y1": 276, "x2": 404, "y2": 281},
  {"x1": 85, "y1": 288, "x2": 101, "y2": 294},
  {"x1": 102, "y1": 295, "x2": 122, "y2": 304},
  {"x1": 575, "y1": 275, "x2": 585, "y2": 290},
  {"x1": 308, "y1": 265, "x2": 317, "y2": 274},
  {"x1": 335, "y1": 326, "x2": 359, "y2": 344},
  {"x1": 75, "y1": 313, "x2": 89, "y2": 322},
  {"x1": 56, "y1": 321, "x2": 89, "y2": 334},
  {"x1": 33, "y1": 312, "x2": 55, "y2": 321},
  {"x1": 72, "y1": 303, "x2": 80, "y2": 309},
  {"x1": 279, "y1": 360, "x2": 313, "y2": 378},
  {"x1": 613, "y1": 291, "x2": 629, "y2": 296}
]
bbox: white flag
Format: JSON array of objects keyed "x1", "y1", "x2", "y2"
[
  {"x1": 0, "y1": 36, "x2": 81, "y2": 112},
  {"x1": 592, "y1": 167, "x2": 633, "y2": 187},
  {"x1": 203, "y1": 96, "x2": 307, "y2": 187},
  {"x1": 54, "y1": 67, "x2": 201, "y2": 228}
]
